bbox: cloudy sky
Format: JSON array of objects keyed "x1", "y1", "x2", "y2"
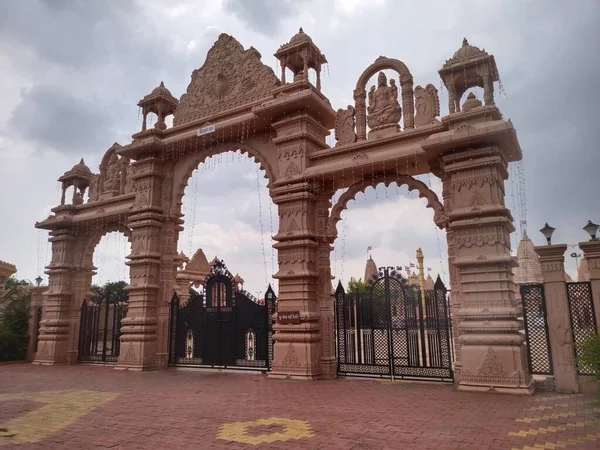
[{"x1": 0, "y1": 0, "x2": 598, "y2": 297}]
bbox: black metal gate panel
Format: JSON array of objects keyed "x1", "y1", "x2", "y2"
[
  {"x1": 168, "y1": 260, "x2": 276, "y2": 370},
  {"x1": 520, "y1": 283, "x2": 553, "y2": 375},
  {"x1": 78, "y1": 293, "x2": 128, "y2": 363},
  {"x1": 336, "y1": 266, "x2": 453, "y2": 381},
  {"x1": 566, "y1": 281, "x2": 598, "y2": 375}
]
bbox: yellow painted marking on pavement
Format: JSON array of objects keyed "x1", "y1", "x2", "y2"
[
  {"x1": 527, "y1": 400, "x2": 597, "y2": 411},
  {"x1": 0, "y1": 390, "x2": 118, "y2": 445},
  {"x1": 511, "y1": 432, "x2": 600, "y2": 450},
  {"x1": 515, "y1": 412, "x2": 578, "y2": 423},
  {"x1": 509, "y1": 420, "x2": 599, "y2": 437},
  {"x1": 217, "y1": 417, "x2": 315, "y2": 446}
]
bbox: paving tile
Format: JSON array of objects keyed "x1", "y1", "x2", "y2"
[{"x1": 0, "y1": 365, "x2": 599, "y2": 449}]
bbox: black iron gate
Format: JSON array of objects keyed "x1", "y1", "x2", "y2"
[
  {"x1": 78, "y1": 292, "x2": 128, "y2": 363},
  {"x1": 168, "y1": 260, "x2": 276, "y2": 370},
  {"x1": 520, "y1": 283, "x2": 553, "y2": 375},
  {"x1": 336, "y1": 266, "x2": 453, "y2": 381},
  {"x1": 566, "y1": 281, "x2": 598, "y2": 375}
]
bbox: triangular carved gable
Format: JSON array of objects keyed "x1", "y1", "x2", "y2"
[{"x1": 174, "y1": 34, "x2": 280, "y2": 126}]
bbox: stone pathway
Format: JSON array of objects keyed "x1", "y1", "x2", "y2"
[{"x1": 0, "y1": 364, "x2": 598, "y2": 449}]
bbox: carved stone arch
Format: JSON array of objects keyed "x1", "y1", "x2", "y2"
[
  {"x1": 354, "y1": 57, "x2": 416, "y2": 140},
  {"x1": 171, "y1": 139, "x2": 277, "y2": 220},
  {"x1": 76, "y1": 223, "x2": 132, "y2": 270},
  {"x1": 326, "y1": 174, "x2": 447, "y2": 240}
]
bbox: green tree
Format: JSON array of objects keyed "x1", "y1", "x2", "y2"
[
  {"x1": 0, "y1": 280, "x2": 32, "y2": 361},
  {"x1": 91, "y1": 280, "x2": 128, "y2": 303},
  {"x1": 576, "y1": 334, "x2": 600, "y2": 402},
  {"x1": 347, "y1": 277, "x2": 368, "y2": 294}
]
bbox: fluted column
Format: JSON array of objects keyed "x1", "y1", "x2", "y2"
[
  {"x1": 34, "y1": 228, "x2": 77, "y2": 365},
  {"x1": 400, "y1": 79, "x2": 414, "y2": 130},
  {"x1": 118, "y1": 157, "x2": 164, "y2": 370},
  {"x1": 354, "y1": 89, "x2": 367, "y2": 141},
  {"x1": 579, "y1": 240, "x2": 600, "y2": 331},
  {"x1": 534, "y1": 244, "x2": 579, "y2": 393},
  {"x1": 442, "y1": 146, "x2": 532, "y2": 394}
]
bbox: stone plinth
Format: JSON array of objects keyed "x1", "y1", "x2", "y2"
[{"x1": 534, "y1": 244, "x2": 579, "y2": 393}]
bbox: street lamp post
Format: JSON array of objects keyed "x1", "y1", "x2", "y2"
[{"x1": 539, "y1": 223, "x2": 556, "y2": 245}]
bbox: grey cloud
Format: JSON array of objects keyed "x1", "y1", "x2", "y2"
[
  {"x1": 0, "y1": 0, "x2": 137, "y2": 69},
  {"x1": 9, "y1": 85, "x2": 113, "y2": 154},
  {"x1": 222, "y1": 0, "x2": 304, "y2": 35}
]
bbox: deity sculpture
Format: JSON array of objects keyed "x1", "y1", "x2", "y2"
[
  {"x1": 367, "y1": 72, "x2": 402, "y2": 130},
  {"x1": 103, "y1": 154, "x2": 121, "y2": 193},
  {"x1": 88, "y1": 174, "x2": 99, "y2": 202}
]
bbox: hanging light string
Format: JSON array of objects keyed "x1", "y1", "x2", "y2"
[
  {"x1": 509, "y1": 162, "x2": 519, "y2": 249},
  {"x1": 267, "y1": 186, "x2": 276, "y2": 289},
  {"x1": 340, "y1": 210, "x2": 347, "y2": 286},
  {"x1": 256, "y1": 165, "x2": 268, "y2": 289},
  {"x1": 427, "y1": 173, "x2": 447, "y2": 284}
]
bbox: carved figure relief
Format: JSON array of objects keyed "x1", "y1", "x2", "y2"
[
  {"x1": 478, "y1": 347, "x2": 507, "y2": 377},
  {"x1": 103, "y1": 154, "x2": 121, "y2": 193},
  {"x1": 334, "y1": 105, "x2": 356, "y2": 146},
  {"x1": 414, "y1": 84, "x2": 440, "y2": 127},
  {"x1": 123, "y1": 164, "x2": 135, "y2": 194},
  {"x1": 88, "y1": 174, "x2": 99, "y2": 202},
  {"x1": 367, "y1": 72, "x2": 402, "y2": 130}
]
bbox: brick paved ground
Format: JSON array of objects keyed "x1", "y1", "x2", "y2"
[{"x1": 0, "y1": 364, "x2": 599, "y2": 449}]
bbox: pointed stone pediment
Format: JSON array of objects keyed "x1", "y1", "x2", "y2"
[{"x1": 174, "y1": 33, "x2": 281, "y2": 126}]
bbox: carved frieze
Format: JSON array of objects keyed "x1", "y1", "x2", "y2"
[
  {"x1": 451, "y1": 167, "x2": 500, "y2": 192},
  {"x1": 453, "y1": 225, "x2": 508, "y2": 249}
]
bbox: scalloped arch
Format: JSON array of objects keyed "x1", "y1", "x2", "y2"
[
  {"x1": 76, "y1": 223, "x2": 132, "y2": 270},
  {"x1": 172, "y1": 141, "x2": 276, "y2": 218},
  {"x1": 326, "y1": 174, "x2": 447, "y2": 239}
]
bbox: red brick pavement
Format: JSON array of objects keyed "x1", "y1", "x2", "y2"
[{"x1": 0, "y1": 364, "x2": 598, "y2": 449}]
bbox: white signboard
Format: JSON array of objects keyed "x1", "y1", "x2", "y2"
[{"x1": 196, "y1": 124, "x2": 216, "y2": 136}]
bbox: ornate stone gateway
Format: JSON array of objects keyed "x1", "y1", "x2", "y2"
[
  {"x1": 336, "y1": 267, "x2": 452, "y2": 381},
  {"x1": 78, "y1": 293, "x2": 128, "y2": 363},
  {"x1": 168, "y1": 261, "x2": 276, "y2": 370},
  {"x1": 34, "y1": 29, "x2": 533, "y2": 394}
]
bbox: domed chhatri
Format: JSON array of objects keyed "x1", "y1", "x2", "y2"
[
  {"x1": 450, "y1": 38, "x2": 487, "y2": 62},
  {"x1": 137, "y1": 81, "x2": 179, "y2": 132},
  {"x1": 58, "y1": 158, "x2": 93, "y2": 206},
  {"x1": 438, "y1": 37, "x2": 499, "y2": 114},
  {"x1": 275, "y1": 27, "x2": 327, "y2": 90},
  {"x1": 69, "y1": 158, "x2": 92, "y2": 176},
  {"x1": 288, "y1": 27, "x2": 313, "y2": 46}
]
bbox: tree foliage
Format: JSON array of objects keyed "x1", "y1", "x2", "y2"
[
  {"x1": 347, "y1": 277, "x2": 368, "y2": 294},
  {"x1": 0, "y1": 279, "x2": 32, "y2": 361},
  {"x1": 576, "y1": 334, "x2": 600, "y2": 402},
  {"x1": 91, "y1": 280, "x2": 128, "y2": 303}
]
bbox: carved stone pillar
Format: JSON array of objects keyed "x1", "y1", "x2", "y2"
[
  {"x1": 155, "y1": 219, "x2": 180, "y2": 369},
  {"x1": 316, "y1": 189, "x2": 336, "y2": 378},
  {"x1": 441, "y1": 146, "x2": 532, "y2": 394},
  {"x1": 118, "y1": 157, "x2": 164, "y2": 370},
  {"x1": 354, "y1": 89, "x2": 367, "y2": 141},
  {"x1": 534, "y1": 244, "x2": 579, "y2": 393},
  {"x1": 34, "y1": 229, "x2": 77, "y2": 365},
  {"x1": 270, "y1": 183, "x2": 322, "y2": 379},
  {"x1": 400, "y1": 79, "x2": 415, "y2": 130},
  {"x1": 579, "y1": 240, "x2": 600, "y2": 329},
  {"x1": 66, "y1": 265, "x2": 94, "y2": 364}
]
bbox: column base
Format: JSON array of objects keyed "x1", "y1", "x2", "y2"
[
  {"x1": 320, "y1": 356, "x2": 337, "y2": 379},
  {"x1": 456, "y1": 381, "x2": 534, "y2": 395},
  {"x1": 116, "y1": 339, "x2": 156, "y2": 371},
  {"x1": 269, "y1": 341, "x2": 323, "y2": 380},
  {"x1": 32, "y1": 339, "x2": 68, "y2": 365}
]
